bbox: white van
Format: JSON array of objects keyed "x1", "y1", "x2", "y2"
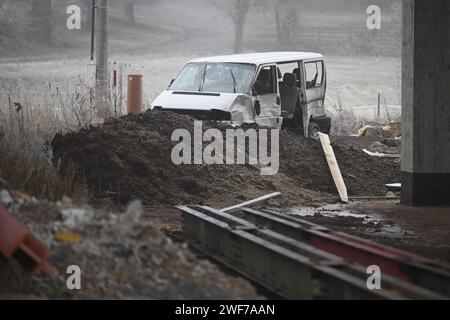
[{"x1": 151, "y1": 52, "x2": 331, "y2": 139}]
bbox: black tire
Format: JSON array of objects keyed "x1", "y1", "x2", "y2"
[{"x1": 308, "y1": 122, "x2": 321, "y2": 140}]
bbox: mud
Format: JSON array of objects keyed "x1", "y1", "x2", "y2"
[
  {"x1": 279, "y1": 131, "x2": 400, "y2": 196},
  {"x1": 52, "y1": 110, "x2": 400, "y2": 206},
  {"x1": 290, "y1": 201, "x2": 450, "y2": 264}
]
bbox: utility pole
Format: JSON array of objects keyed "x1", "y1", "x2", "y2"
[
  {"x1": 377, "y1": 93, "x2": 381, "y2": 123},
  {"x1": 96, "y1": 0, "x2": 110, "y2": 113},
  {"x1": 90, "y1": 0, "x2": 96, "y2": 62}
]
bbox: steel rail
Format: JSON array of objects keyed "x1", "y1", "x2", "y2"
[
  {"x1": 177, "y1": 205, "x2": 447, "y2": 300},
  {"x1": 241, "y1": 207, "x2": 450, "y2": 297}
]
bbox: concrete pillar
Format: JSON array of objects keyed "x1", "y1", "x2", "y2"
[{"x1": 402, "y1": 0, "x2": 450, "y2": 206}]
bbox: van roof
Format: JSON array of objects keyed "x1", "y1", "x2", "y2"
[{"x1": 190, "y1": 52, "x2": 324, "y2": 65}]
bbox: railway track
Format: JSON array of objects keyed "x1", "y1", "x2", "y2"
[{"x1": 177, "y1": 205, "x2": 450, "y2": 300}]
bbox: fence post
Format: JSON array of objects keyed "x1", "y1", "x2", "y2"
[{"x1": 127, "y1": 74, "x2": 143, "y2": 114}]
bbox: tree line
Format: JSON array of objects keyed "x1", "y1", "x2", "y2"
[
  {"x1": 0, "y1": 0, "x2": 401, "y2": 52},
  {"x1": 0, "y1": 0, "x2": 158, "y2": 48}
]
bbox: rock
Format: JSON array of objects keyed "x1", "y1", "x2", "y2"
[
  {"x1": 370, "y1": 142, "x2": 389, "y2": 154},
  {"x1": 0, "y1": 189, "x2": 14, "y2": 206},
  {"x1": 389, "y1": 122, "x2": 402, "y2": 137},
  {"x1": 364, "y1": 126, "x2": 382, "y2": 138},
  {"x1": 382, "y1": 126, "x2": 394, "y2": 138},
  {"x1": 60, "y1": 208, "x2": 92, "y2": 229},
  {"x1": 123, "y1": 199, "x2": 144, "y2": 224}
]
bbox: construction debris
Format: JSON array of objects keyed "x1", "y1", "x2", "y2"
[
  {"x1": 0, "y1": 204, "x2": 53, "y2": 276},
  {"x1": 0, "y1": 190, "x2": 14, "y2": 206},
  {"x1": 222, "y1": 192, "x2": 281, "y2": 212},
  {"x1": 363, "y1": 149, "x2": 401, "y2": 158},
  {"x1": 318, "y1": 133, "x2": 348, "y2": 203},
  {"x1": 358, "y1": 122, "x2": 402, "y2": 139},
  {"x1": 369, "y1": 140, "x2": 401, "y2": 155},
  {"x1": 348, "y1": 196, "x2": 401, "y2": 201},
  {"x1": 0, "y1": 196, "x2": 260, "y2": 299},
  {"x1": 54, "y1": 231, "x2": 83, "y2": 243},
  {"x1": 178, "y1": 205, "x2": 450, "y2": 299},
  {"x1": 386, "y1": 183, "x2": 402, "y2": 191}
]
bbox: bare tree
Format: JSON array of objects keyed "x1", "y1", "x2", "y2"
[
  {"x1": 30, "y1": 0, "x2": 53, "y2": 46},
  {"x1": 274, "y1": 0, "x2": 298, "y2": 48},
  {"x1": 122, "y1": 0, "x2": 161, "y2": 25},
  {"x1": 0, "y1": 0, "x2": 20, "y2": 21},
  {"x1": 124, "y1": 0, "x2": 136, "y2": 24},
  {"x1": 81, "y1": 0, "x2": 92, "y2": 30},
  {"x1": 0, "y1": 1, "x2": 16, "y2": 39},
  {"x1": 210, "y1": 0, "x2": 252, "y2": 53},
  {"x1": 275, "y1": 4, "x2": 282, "y2": 45},
  {"x1": 0, "y1": 1, "x2": 31, "y2": 48}
]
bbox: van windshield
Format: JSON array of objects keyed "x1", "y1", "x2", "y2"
[{"x1": 170, "y1": 63, "x2": 256, "y2": 94}]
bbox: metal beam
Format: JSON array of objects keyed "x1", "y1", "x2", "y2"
[
  {"x1": 178, "y1": 205, "x2": 446, "y2": 299},
  {"x1": 241, "y1": 207, "x2": 450, "y2": 297}
]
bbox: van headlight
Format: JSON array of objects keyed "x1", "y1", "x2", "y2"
[{"x1": 210, "y1": 109, "x2": 231, "y2": 121}]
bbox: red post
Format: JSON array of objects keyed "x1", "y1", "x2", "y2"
[{"x1": 127, "y1": 74, "x2": 143, "y2": 114}]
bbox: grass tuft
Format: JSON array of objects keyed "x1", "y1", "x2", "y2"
[{"x1": 0, "y1": 79, "x2": 100, "y2": 201}]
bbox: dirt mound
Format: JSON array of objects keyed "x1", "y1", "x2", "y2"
[
  {"x1": 52, "y1": 111, "x2": 279, "y2": 205},
  {"x1": 52, "y1": 110, "x2": 400, "y2": 206},
  {"x1": 279, "y1": 132, "x2": 400, "y2": 196}
]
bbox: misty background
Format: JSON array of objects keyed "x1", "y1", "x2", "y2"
[
  {"x1": 0, "y1": 0, "x2": 401, "y2": 56},
  {"x1": 0, "y1": 0, "x2": 402, "y2": 130},
  {"x1": 0, "y1": 0, "x2": 403, "y2": 203}
]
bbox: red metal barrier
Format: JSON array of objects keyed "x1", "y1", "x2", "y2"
[{"x1": 0, "y1": 204, "x2": 53, "y2": 276}]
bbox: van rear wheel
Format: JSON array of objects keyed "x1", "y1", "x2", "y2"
[{"x1": 308, "y1": 122, "x2": 321, "y2": 140}]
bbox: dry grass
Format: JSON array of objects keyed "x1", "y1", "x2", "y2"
[
  {"x1": 0, "y1": 138, "x2": 82, "y2": 201},
  {"x1": 0, "y1": 79, "x2": 102, "y2": 201},
  {"x1": 327, "y1": 93, "x2": 363, "y2": 136}
]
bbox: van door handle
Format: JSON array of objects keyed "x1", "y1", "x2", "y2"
[{"x1": 276, "y1": 96, "x2": 281, "y2": 105}]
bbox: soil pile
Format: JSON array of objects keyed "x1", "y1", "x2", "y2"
[
  {"x1": 52, "y1": 111, "x2": 280, "y2": 205},
  {"x1": 52, "y1": 110, "x2": 400, "y2": 206},
  {"x1": 279, "y1": 132, "x2": 400, "y2": 196},
  {"x1": 0, "y1": 196, "x2": 259, "y2": 299}
]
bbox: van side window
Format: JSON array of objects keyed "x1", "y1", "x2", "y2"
[
  {"x1": 277, "y1": 62, "x2": 300, "y2": 88},
  {"x1": 305, "y1": 61, "x2": 323, "y2": 89},
  {"x1": 254, "y1": 66, "x2": 277, "y2": 95}
]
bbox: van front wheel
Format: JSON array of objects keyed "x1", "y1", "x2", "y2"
[{"x1": 308, "y1": 122, "x2": 321, "y2": 140}]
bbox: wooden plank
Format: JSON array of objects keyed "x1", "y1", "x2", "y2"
[
  {"x1": 349, "y1": 196, "x2": 401, "y2": 201},
  {"x1": 222, "y1": 192, "x2": 281, "y2": 212},
  {"x1": 363, "y1": 149, "x2": 401, "y2": 158},
  {"x1": 318, "y1": 133, "x2": 349, "y2": 203},
  {"x1": 386, "y1": 183, "x2": 402, "y2": 191}
]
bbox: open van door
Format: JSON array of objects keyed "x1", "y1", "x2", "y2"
[
  {"x1": 252, "y1": 65, "x2": 283, "y2": 128},
  {"x1": 302, "y1": 60, "x2": 327, "y2": 138}
]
